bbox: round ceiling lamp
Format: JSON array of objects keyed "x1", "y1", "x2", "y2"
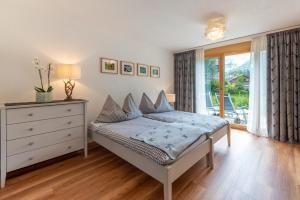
[{"x1": 205, "y1": 16, "x2": 226, "y2": 41}]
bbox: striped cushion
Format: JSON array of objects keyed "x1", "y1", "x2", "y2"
[
  {"x1": 139, "y1": 93, "x2": 156, "y2": 114},
  {"x1": 96, "y1": 95, "x2": 127, "y2": 123},
  {"x1": 123, "y1": 93, "x2": 142, "y2": 119},
  {"x1": 155, "y1": 90, "x2": 174, "y2": 112}
]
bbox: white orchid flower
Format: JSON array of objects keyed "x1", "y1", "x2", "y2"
[
  {"x1": 33, "y1": 57, "x2": 54, "y2": 93},
  {"x1": 32, "y1": 57, "x2": 40, "y2": 66},
  {"x1": 48, "y1": 63, "x2": 54, "y2": 71},
  {"x1": 35, "y1": 65, "x2": 45, "y2": 70}
]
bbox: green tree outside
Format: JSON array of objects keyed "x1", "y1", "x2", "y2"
[{"x1": 204, "y1": 58, "x2": 249, "y2": 108}]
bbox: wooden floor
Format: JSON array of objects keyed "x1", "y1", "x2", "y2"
[{"x1": 1, "y1": 130, "x2": 300, "y2": 200}]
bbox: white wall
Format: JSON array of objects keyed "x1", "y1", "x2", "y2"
[{"x1": 0, "y1": 1, "x2": 173, "y2": 122}]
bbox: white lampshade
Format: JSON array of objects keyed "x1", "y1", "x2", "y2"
[
  {"x1": 166, "y1": 94, "x2": 176, "y2": 103},
  {"x1": 55, "y1": 64, "x2": 81, "y2": 80},
  {"x1": 205, "y1": 16, "x2": 226, "y2": 41}
]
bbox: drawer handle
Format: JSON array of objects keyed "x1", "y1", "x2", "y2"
[
  {"x1": 67, "y1": 146, "x2": 72, "y2": 149},
  {"x1": 28, "y1": 142, "x2": 34, "y2": 146},
  {"x1": 28, "y1": 157, "x2": 34, "y2": 161},
  {"x1": 67, "y1": 121, "x2": 72, "y2": 125},
  {"x1": 67, "y1": 133, "x2": 72, "y2": 137},
  {"x1": 28, "y1": 128, "x2": 34, "y2": 131},
  {"x1": 28, "y1": 113, "x2": 34, "y2": 117},
  {"x1": 67, "y1": 108, "x2": 72, "y2": 112}
]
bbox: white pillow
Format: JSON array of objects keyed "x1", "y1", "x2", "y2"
[
  {"x1": 123, "y1": 93, "x2": 142, "y2": 119},
  {"x1": 95, "y1": 95, "x2": 127, "y2": 123},
  {"x1": 139, "y1": 93, "x2": 156, "y2": 114},
  {"x1": 155, "y1": 90, "x2": 174, "y2": 112}
]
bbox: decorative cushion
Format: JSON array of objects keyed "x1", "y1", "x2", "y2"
[
  {"x1": 155, "y1": 90, "x2": 174, "y2": 112},
  {"x1": 95, "y1": 95, "x2": 127, "y2": 123},
  {"x1": 139, "y1": 93, "x2": 156, "y2": 114},
  {"x1": 123, "y1": 93, "x2": 142, "y2": 119}
]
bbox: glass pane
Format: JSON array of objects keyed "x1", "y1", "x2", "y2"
[
  {"x1": 223, "y1": 53, "x2": 250, "y2": 125},
  {"x1": 204, "y1": 57, "x2": 220, "y2": 116}
]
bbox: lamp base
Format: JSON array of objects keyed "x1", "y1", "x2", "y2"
[
  {"x1": 64, "y1": 80, "x2": 75, "y2": 101},
  {"x1": 64, "y1": 96, "x2": 73, "y2": 101}
]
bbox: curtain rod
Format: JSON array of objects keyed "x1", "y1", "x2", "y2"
[{"x1": 174, "y1": 24, "x2": 300, "y2": 53}]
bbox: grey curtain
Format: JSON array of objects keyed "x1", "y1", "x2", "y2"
[
  {"x1": 267, "y1": 28, "x2": 300, "y2": 143},
  {"x1": 174, "y1": 50, "x2": 196, "y2": 112}
]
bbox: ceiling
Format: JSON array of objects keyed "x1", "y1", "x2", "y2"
[{"x1": 2, "y1": 0, "x2": 300, "y2": 52}]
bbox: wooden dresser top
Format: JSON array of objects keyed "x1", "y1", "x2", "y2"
[{"x1": 4, "y1": 99, "x2": 87, "y2": 109}]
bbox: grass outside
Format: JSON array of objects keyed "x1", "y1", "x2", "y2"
[
  {"x1": 211, "y1": 93, "x2": 249, "y2": 109},
  {"x1": 231, "y1": 93, "x2": 249, "y2": 108}
]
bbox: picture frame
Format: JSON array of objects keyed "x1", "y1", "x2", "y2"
[
  {"x1": 150, "y1": 66, "x2": 160, "y2": 78},
  {"x1": 137, "y1": 63, "x2": 149, "y2": 77},
  {"x1": 120, "y1": 61, "x2": 135, "y2": 76},
  {"x1": 100, "y1": 58, "x2": 118, "y2": 74}
]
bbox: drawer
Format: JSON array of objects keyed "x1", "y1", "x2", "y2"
[
  {"x1": 7, "y1": 138, "x2": 83, "y2": 172},
  {"x1": 7, "y1": 127, "x2": 84, "y2": 156},
  {"x1": 7, "y1": 115, "x2": 84, "y2": 140},
  {"x1": 7, "y1": 103, "x2": 84, "y2": 124}
]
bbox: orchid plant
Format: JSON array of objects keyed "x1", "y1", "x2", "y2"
[{"x1": 33, "y1": 57, "x2": 54, "y2": 93}]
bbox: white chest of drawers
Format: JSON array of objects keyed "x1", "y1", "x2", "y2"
[{"x1": 0, "y1": 100, "x2": 88, "y2": 188}]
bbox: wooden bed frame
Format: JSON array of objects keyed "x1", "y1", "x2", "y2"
[{"x1": 91, "y1": 124, "x2": 230, "y2": 200}]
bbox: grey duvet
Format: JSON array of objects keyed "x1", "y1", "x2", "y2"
[
  {"x1": 143, "y1": 111, "x2": 229, "y2": 134},
  {"x1": 89, "y1": 117, "x2": 208, "y2": 164}
]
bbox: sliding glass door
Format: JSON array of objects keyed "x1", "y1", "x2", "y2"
[
  {"x1": 223, "y1": 53, "x2": 250, "y2": 125},
  {"x1": 204, "y1": 57, "x2": 220, "y2": 116},
  {"x1": 203, "y1": 42, "x2": 251, "y2": 129}
]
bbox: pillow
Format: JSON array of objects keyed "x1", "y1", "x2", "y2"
[
  {"x1": 95, "y1": 95, "x2": 127, "y2": 123},
  {"x1": 122, "y1": 93, "x2": 142, "y2": 119},
  {"x1": 139, "y1": 93, "x2": 156, "y2": 114},
  {"x1": 154, "y1": 90, "x2": 174, "y2": 112}
]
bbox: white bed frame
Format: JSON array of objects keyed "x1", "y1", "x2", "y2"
[{"x1": 91, "y1": 125, "x2": 230, "y2": 200}]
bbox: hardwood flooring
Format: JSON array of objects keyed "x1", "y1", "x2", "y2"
[{"x1": 0, "y1": 130, "x2": 299, "y2": 200}]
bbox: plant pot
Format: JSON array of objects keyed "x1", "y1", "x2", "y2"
[{"x1": 36, "y1": 92, "x2": 52, "y2": 103}]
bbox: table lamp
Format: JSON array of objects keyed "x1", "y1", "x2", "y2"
[
  {"x1": 55, "y1": 64, "x2": 81, "y2": 100},
  {"x1": 166, "y1": 93, "x2": 176, "y2": 106}
]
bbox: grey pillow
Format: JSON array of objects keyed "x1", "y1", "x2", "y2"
[
  {"x1": 95, "y1": 95, "x2": 127, "y2": 123},
  {"x1": 155, "y1": 90, "x2": 174, "y2": 112},
  {"x1": 123, "y1": 93, "x2": 142, "y2": 119},
  {"x1": 139, "y1": 93, "x2": 156, "y2": 114}
]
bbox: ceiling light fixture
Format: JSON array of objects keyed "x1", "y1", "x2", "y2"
[{"x1": 205, "y1": 16, "x2": 226, "y2": 41}]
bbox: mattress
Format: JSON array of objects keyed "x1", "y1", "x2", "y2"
[
  {"x1": 88, "y1": 117, "x2": 207, "y2": 165},
  {"x1": 143, "y1": 111, "x2": 229, "y2": 134}
]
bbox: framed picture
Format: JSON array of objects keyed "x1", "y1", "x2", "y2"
[
  {"x1": 100, "y1": 58, "x2": 118, "y2": 74},
  {"x1": 150, "y1": 66, "x2": 160, "y2": 78},
  {"x1": 120, "y1": 61, "x2": 135, "y2": 75},
  {"x1": 137, "y1": 63, "x2": 149, "y2": 76}
]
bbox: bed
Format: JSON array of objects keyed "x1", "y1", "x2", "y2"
[
  {"x1": 143, "y1": 110, "x2": 231, "y2": 146},
  {"x1": 89, "y1": 117, "x2": 230, "y2": 200}
]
